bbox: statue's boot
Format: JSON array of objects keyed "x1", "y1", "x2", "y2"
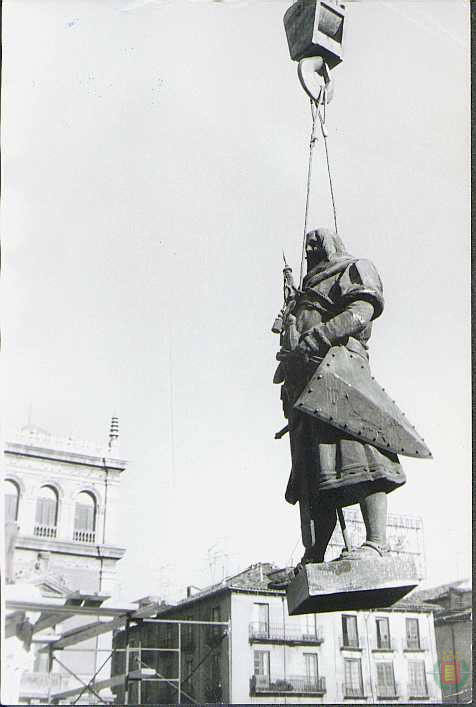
[{"x1": 336, "y1": 540, "x2": 390, "y2": 561}]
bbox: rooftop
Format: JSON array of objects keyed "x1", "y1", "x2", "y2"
[
  {"x1": 5, "y1": 424, "x2": 126, "y2": 467},
  {"x1": 161, "y1": 562, "x2": 437, "y2": 613}
]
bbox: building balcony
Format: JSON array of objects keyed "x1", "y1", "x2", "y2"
[
  {"x1": 73, "y1": 529, "x2": 96, "y2": 543},
  {"x1": 249, "y1": 622, "x2": 324, "y2": 645},
  {"x1": 407, "y1": 682, "x2": 429, "y2": 699},
  {"x1": 402, "y1": 637, "x2": 428, "y2": 652},
  {"x1": 376, "y1": 682, "x2": 400, "y2": 699},
  {"x1": 20, "y1": 671, "x2": 70, "y2": 700},
  {"x1": 33, "y1": 524, "x2": 57, "y2": 539},
  {"x1": 342, "y1": 683, "x2": 366, "y2": 699},
  {"x1": 371, "y1": 638, "x2": 396, "y2": 652},
  {"x1": 250, "y1": 675, "x2": 326, "y2": 697},
  {"x1": 339, "y1": 635, "x2": 361, "y2": 650}
]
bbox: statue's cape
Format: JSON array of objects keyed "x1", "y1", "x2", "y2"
[{"x1": 294, "y1": 346, "x2": 432, "y2": 459}]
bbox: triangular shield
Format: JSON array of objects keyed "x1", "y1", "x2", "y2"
[{"x1": 294, "y1": 346, "x2": 432, "y2": 459}]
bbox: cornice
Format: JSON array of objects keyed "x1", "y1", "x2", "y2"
[
  {"x1": 16, "y1": 534, "x2": 126, "y2": 560},
  {"x1": 5, "y1": 443, "x2": 126, "y2": 472}
]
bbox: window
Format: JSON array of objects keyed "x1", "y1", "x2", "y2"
[
  {"x1": 254, "y1": 603, "x2": 269, "y2": 637},
  {"x1": 304, "y1": 653, "x2": 318, "y2": 685},
  {"x1": 376, "y1": 617, "x2": 391, "y2": 649},
  {"x1": 408, "y1": 660, "x2": 427, "y2": 696},
  {"x1": 74, "y1": 492, "x2": 96, "y2": 542},
  {"x1": 4, "y1": 480, "x2": 20, "y2": 522},
  {"x1": 302, "y1": 614, "x2": 317, "y2": 638},
  {"x1": 376, "y1": 662, "x2": 396, "y2": 697},
  {"x1": 254, "y1": 650, "x2": 270, "y2": 677},
  {"x1": 34, "y1": 486, "x2": 58, "y2": 537},
  {"x1": 342, "y1": 615, "x2": 359, "y2": 647},
  {"x1": 344, "y1": 658, "x2": 363, "y2": 697},
  {"x1": 405, "y1": 618, "x2": 420, "y2": 649}
]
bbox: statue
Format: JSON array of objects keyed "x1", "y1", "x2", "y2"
[{"x1": 272, "y1": 228, "x2": 431, "y2": 610}]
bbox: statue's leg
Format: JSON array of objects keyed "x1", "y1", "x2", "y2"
[
  {"x1": 301, "y1": 503, "x2": 337, "y2": 563},
  {"x1": 360, "y1": 491, "x2": 387, "y2": 546}
]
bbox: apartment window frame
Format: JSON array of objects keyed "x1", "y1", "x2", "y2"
[
  {"x1": 342, "y1": 614, "x2": 359, "y2": 648},
  {"x1": 344, "y1": 657, "x2": 364, "y2": 697},
  {"x1": 303, "y1": 652, "x2": 319, "y2": 685},
  {"x1": 408, "y1": 659, "x2": 428, "y2": 696},
  {"x1": 253, "y1": 649, "x2": 270, "y2": 677},
  {"x1": 254, "y1": 602, "x2": 270, "y2": 637},
  {"x1": 302, "y1": 613, "x2": 317, "y2": 638},
  {"x1": 376, "y1": 617, "x2": 391, "y2": 649},
  {"x1": 376, "y1": 661, "x2": 396, "y2": 697},
  {"x1": 405, "y1": 617, "x2": 421, "y2": 649}
]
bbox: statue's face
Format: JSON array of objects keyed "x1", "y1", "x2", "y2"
[{"x1": 305, "y1": 232, "x2": 325, "y2": 270}]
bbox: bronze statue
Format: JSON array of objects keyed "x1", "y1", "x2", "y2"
[{"x1": 273, "y1": 228, "x2": 431, "y2": 567}]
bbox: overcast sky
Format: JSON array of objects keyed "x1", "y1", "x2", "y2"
[{"x1": 2, "y1": 0, "x2": 470, "y2": 601}]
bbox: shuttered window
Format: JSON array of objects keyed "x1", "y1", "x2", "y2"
[
  {"x1": 408, "y1": 660, "x2": 427, "y2": 695},
  {"x1": 377, "y1": 662, "x2": 395, "y2": 689},
  {"x1": 35, "y1": 487, "x2": 58, "y2": 527},
  {"x1": 74, "y1": 493, "x2": 96, "y2": 531},
  {"x1": 4, "y1": 480, "x2": 19, "y2": 522}
]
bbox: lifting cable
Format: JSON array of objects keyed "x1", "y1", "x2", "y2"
[{"x1": 298, "y1": 86, "x2": 339, "y2": 290}]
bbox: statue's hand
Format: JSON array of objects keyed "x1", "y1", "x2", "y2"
[{"x1": 297, "y1": 325, "x2": 332, "y2": 357}]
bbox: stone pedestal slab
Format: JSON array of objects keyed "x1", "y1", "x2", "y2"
[{"x1": 287, "y1": 555, "x2": 418, "y2": 615}]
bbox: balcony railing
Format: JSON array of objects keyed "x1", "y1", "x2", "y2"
[
  {"x1": 249, "y1": 622, "x2": 324, "y2": 644},
  {"x1": 403, "y1": 637, "x2": 427, "y2": 651},
  {"x1": 34, "y1": 524, "x2": 57, "y2": 539},
  {"x1": 376, "y1": 682, "x2": 399, "y2": 699},
  {"x1": 73, "y1": 529, "x2": 96, "y2": 543},
  {"x1": 250, "y1": 675, "x2": 326, "y2": 696},
  {"x1": 407, "y1": 682, "x2": 428, "y2": 698},
  {"x1": 342, "y1": 683, "x2": 366, "y2": 699},
  {"x1": 20, "y1": 672, "x2": 69, "y2": 699},
  {"x1": 371, "y1": 638, "x2": 395, "y2": 651},
  {"x1": 340, "y1": 635, "x2": 361, "y2": 649}
]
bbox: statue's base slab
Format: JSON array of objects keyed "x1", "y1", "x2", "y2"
[{"x1": 287, "y1": 556, "x2": 419, "y2": 614}]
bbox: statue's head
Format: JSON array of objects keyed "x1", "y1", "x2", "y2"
[{"x1": 305, "y1": 227, "x2": 348, "y2": 270}]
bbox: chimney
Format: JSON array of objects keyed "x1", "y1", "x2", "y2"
[{"x1": 108, "y1": 416, "x2": 119, "y2": 451}]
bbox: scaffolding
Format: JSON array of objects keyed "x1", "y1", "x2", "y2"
[{"x1": 6, "y1": 594, "x2": 231, "y2": 705}]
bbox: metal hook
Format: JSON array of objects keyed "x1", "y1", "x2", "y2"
[{"x1": 297, "y1": 56, "x2": 334, "y2": 104}]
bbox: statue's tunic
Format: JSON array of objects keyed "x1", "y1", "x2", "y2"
[{"x1": 280, "y1": 256, "x2": 406, "y2": 509}]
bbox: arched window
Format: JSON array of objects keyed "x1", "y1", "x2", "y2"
[
  {"x1": 34, "y1": 486, "x2": 58, "y2": 538},
  {"x1": 74, "y1": 492, "x2": 96, "y2": 543},
  {"x1": 4, "y1": 480, "x2": 20, "y2": 522}
]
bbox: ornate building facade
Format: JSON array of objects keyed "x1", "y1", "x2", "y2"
[{"x1": 4, "y1": 421, "x2": 127, "y2": 704}]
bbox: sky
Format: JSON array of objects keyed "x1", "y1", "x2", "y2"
[{"x1": 2, "y1": 0, "x2": 471, "y2": 602}]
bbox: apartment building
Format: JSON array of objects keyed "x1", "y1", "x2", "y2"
[{"x1": 111, "y1": 561, "x2": 442, "y2": 704}]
